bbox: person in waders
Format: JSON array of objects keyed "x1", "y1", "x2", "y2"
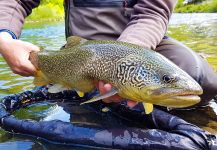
[
  {"x1": 0, "y1": 0, "x2": 216, "y2": 149},
  {"x1": 0, "y1": 0, "x2": 216, "y2": 106}
]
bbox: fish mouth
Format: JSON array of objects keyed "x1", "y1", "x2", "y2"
[
  {"x1": 172, "y1": 94, "x2": 201, "y2": 100},
  {"x1": 149, "y1": 88, "x2": 203, "y2": 108},
  {"x1": 155, "y1": 94, "x2": 201, "y2": 108}
]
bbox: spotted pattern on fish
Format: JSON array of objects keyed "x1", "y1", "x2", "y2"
[{"x1": 31, "y1": 37, "x2": 203, "y2": 108}]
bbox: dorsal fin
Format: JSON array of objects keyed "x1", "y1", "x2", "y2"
[{"x1": 65, "y1": 36, "x2": 88, "y2": 48}]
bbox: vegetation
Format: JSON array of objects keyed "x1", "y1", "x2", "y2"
[
  {"x1": 175, "y1": 0, "x2": 217, "y2": 13},
  {"x1": 26, "y1": 0, "x2": 64, "y2": 22},
  {"x1": 26, "y1": 0, "x2": 217, "y2": 22}
]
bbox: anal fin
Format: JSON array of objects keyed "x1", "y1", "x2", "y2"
[
  {"x1": 76, "y1": 90, "x2": 85, "y2": 97},
  {"x1": 48, "y1": 84, "x2": 69, "y2": 93}
]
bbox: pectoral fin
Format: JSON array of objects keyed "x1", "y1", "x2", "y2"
[
  {"x1": 80, "y1": 88, "x2": 118, "y2": 105},
  {"x1": 76, "y1": 90, "x2": 85, "y2": 97},
  {"x1": 143, "y1": 102, "x2": 154, "y2": 114},
  {"x1": 48, "y1": 84, "x2": 69, "y2": 93}
]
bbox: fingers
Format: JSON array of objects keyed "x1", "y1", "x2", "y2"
[
  {"x1": 22, "y1": 60, "x2": 37, "y2": 76},
  {"x1": 23, "y1": 41, "x2": 40, "y2": 52},
  {"x1": 103, "y1": 83, "x2": 112, "y2": 92},
  {"x1": 98, "y1": 81, "x2": 139, "y2": 107},
  {"x1": 12, "y1": 68, "x2": 33, "y2": 77},
  {"x1": 15, "y1": 42, "x2": 39, "y2": 76},
  {"x1": 0, "y1": 39, "x2": 40, "y2": 76},
  {"x1": 127, "y1": 100, "x2": 138, "y2": 108},
  {"x1": 98, "y1": 81, "x2": 122, "y2": 103},
  {"x1": 10, "y1": 59, "x2": 37, "y2": 76},
  {"x1": 98, "y1": 81, "x2": 108, "y2": 94}
]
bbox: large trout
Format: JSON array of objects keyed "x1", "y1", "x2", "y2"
[{"x1": 30, "y1": 36, "x2": 203, "y2": 114}]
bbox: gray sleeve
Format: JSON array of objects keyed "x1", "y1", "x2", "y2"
[
  {"x1": 117, "y1": 0, "x2": 177, "y2": 50},
  {"x1": 0, "y1": 0, "x2": 40, "y2": 38}
]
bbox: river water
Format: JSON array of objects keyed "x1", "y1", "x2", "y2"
[{"x1": 0, "y1": 13, "x2": 216, "y2": 149}]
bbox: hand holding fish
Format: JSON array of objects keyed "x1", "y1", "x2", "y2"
[
  {"x1": 0, "y1": 32, "x2": 40, "y2": 76},
  {"x1": 98, "y1": 81, "x2": 138, "y2": 108},
  {"x1": 30, "y1": 36, "x2": 202, "y2": 114}
]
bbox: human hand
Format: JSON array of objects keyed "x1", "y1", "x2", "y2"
[
  {"x1": 97, "y1": 81, "x2": 138, "y2": 108},
  {"x1": 0, "y1": 32, "x2": 40, "y2": 76}
]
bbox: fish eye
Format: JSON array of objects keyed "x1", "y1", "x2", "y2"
[{"x1": 162, "y1": 75, "x2": 176, "y2": 83}]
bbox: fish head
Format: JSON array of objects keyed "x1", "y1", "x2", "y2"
[{"x1": 116, "y1": 51, "x2": 203, "y2": 108}]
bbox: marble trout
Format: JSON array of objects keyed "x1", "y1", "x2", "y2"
[{"x1": 30, "y1": 36, "x2": 203, "y2": 114}]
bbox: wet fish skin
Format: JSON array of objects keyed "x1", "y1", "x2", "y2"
[{"x1": 30, "y1": 36, "x2": 203, "y2": 108}]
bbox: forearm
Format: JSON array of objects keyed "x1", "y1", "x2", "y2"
[
  {"x1": 118, "y1": 0, "x2": 177, "y2": 50},
  {"x1": 0, "y1": 0, "x2": 40, "y2": 38},
  {"x1": 0, "y1": 32, "x2": 13, "y2": 55}
]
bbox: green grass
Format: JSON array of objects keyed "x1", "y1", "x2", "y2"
[
  {"x1": 26, "y1": 0, "x2": 64, "y2": 22},
  {"x1": 26, "y1": 0, "x2": 217, "y2": 22},
  {"x1": 175, "y1": 0, "x2": 217, "y2": 13}
]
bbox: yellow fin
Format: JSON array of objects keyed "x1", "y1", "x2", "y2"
[
  {"x1": 101, "y1": 107, "x2": 110, "y2": 113},
  {"x1": 143, "y1": 102, "x2": 153, "y2": 114},
  {"x1": 80, "y1": 87, "x2": 118, "y2": 105},
  {"x1": 76, "y1": 90, "x2": 85, "y2": 97},
  {"x1": 33, "y1": 71, "x2": 50, "y2": 86}
]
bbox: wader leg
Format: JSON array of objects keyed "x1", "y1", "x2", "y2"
[{"x1": 155, "y1": 37, "x2": 217, "y2": 106}]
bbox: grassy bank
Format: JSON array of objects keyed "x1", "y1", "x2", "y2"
[
  {"x1": 26, "y1": 0, "x2": 64, "y2": 22},
  {"x1": 26, "y1": 0, "x2": 217, "y2": 22},
  {"x1": 175, "y1": 0, "x2": 217, "y2": 13}
]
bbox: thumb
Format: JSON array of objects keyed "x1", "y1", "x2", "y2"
[
  {"x1": 23, "y1": 60, "x2": 38, "y2": 74},
  {"x1": 23, "y1": 41, "x2": 40, "y2": 52},
  {"x1": 21, "y1": 51, "x2": 38, "y2": 76}
]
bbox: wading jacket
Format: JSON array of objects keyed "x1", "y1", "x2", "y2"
[{"x1": 0, "y1": 0, "x2": 177, "y2": 49}]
